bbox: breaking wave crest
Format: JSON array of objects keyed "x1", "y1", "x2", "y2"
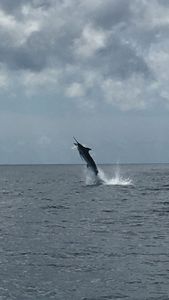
[{"x1": 84, "y1": 165, "x2": 132, "y2": 186}]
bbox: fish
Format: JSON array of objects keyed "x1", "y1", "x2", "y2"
[{"x1": 73, "y1": 137, "x2": 98, "y2": 176}]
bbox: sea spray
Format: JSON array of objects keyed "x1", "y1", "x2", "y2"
[
  {"x1": 84, "y1": 167, "x2": 102, "y2": 185},
  {"x1": 98, "y1": 164, "x2": 132, "y2": 186},
  {"x1": 84, "y1": 164, "x2": 132, "y2": 186}
]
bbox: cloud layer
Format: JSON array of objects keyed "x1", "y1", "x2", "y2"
[{"x1": 1, "y1": 0, "x2": 169, "y2": 111}]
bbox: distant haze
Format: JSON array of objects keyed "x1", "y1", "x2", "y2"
[{"x1": 0, "y1": 0, "x2": 169, "y2": 164}]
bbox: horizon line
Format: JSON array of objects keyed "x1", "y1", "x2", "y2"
[{"x1": 0, "y1": 162, "x2": 169, "y2": 166}]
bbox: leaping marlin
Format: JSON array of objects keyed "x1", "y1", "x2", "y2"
[{"x1": 73, "y1": 137, "x2": 98, "y2": 176}]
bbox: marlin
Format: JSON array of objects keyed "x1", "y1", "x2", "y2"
[{"x1": 73, "y1": 137, "x2": 98, "y2": 176}]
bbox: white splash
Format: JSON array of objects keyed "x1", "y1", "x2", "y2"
[
  {"x1": 84, "y1": 164, "x2": 132, "y2": 186},
  {"x1": 98, "y1": 168, "x2": 132, "y2": 186},
  {"x1": 84, "y1": 168, "x2": 103, "y2": 185}
]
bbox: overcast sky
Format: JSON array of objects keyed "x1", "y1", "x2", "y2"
[{"x1": 0, "y1": 0, "x2": 169, "y2": 164}]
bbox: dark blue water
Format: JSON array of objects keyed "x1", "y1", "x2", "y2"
[{"x1": 0, "y1": 164, "x2": 169, "y2": 300}]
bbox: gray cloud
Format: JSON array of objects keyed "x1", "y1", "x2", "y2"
[
  {"x1": 0, "y1": 0, "x2": 52, "y2": 13},
  {"x1": 0, "y1": 43, "x2": 47, "y2": 72},
  {"x1": 0, "y1": 0, "x2": 169, "y2": 111},
  {"x1": 157, "y1": 0, "x2": 169, "y2": 7},
  {"x1": 91, "y1": 0, "x2": 132, "y2": 29},
  {"x1": 0, "y1": 0, "x2": 24, "y2": 12},
  {"x1": 0, "y1": 0, "x2": 139, "y2": 73},
  {"x1": 86, "y1": 37, "x2": 151, "y2": 80}
]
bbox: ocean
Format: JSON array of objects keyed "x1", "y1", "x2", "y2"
[{"x1": 0, "y1": 164, "x2": 169, "y2": 300}]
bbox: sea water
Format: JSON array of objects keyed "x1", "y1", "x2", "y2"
[{"x1": 0, "y1": 164, "x2": 169, "y2": 299}]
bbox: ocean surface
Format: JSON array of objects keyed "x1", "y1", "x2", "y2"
[{"x1": 0, "y1": 164, "x2": 169, "y2": 300}]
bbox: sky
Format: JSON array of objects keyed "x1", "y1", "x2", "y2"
[{"x1": 1, "y1": 0, "x2": 169, "y2": 164}]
